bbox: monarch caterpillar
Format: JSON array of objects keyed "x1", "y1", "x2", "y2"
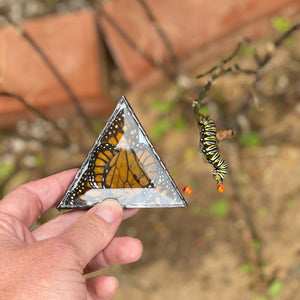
[{"x1": 198, "y1": 115, "x2": 228, "y2": 192}]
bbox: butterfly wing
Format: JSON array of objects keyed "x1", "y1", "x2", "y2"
[
  {"x1": 103, "y1": 148, "x2": 155, "y2": 188},
  {"x1": 57, "y1": 96, "x2": 187, "y2": 209}
]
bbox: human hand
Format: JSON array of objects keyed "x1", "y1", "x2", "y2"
[{"x1": 0, "y1": 169, "x2": 143, "y2": 300}]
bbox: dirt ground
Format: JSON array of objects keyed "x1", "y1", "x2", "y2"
[
  {"x1": 0, "y1": 4, "x2": 300, "y2": 300},
  {"x1": 3, "y1": 66, "x2": 300, "y2": 300},
  {"x1": 101, "y1": 96, "x2": 300, "y2": 300}
]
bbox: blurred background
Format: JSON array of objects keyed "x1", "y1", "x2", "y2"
[{"x1": 0, "y1": 0, "x2": 300, "y2": 299}]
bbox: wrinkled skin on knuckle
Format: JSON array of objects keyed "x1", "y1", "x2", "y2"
[
  {"x1": 76, "y1": 214, "x2": 112, "y2": 246},
  {"x1": 42, "y1": 237, "x2": 79, "y2": 266}
]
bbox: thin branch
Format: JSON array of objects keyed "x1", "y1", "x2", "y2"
[
  {"x1": 194, "y1": 22, "x2": 300, "y2": 106},
  {"x1": 4, "y1": 131, "x2": 72, "y2": 149},
  {"x1": 256, "y1": 22, "x2": 300, "y2": 68},
  {"x1": 196, "y1": 38, "x2": 250, "y2": 79},
  {"x1": 0, "y1": 91, "x2": 70, "y2": 147},
  {"x1": 192, "y1": 22, "x2": 300, "y2": 270},
  {"x1": 136, "y1": 0, "x2": 181, "y2": 75},
  {"x1": 230, "y1": 176, "x2": 264, "y2": 268},
  {"x1": 90, "y1": 1, "x2": 177, "y2": 80},
  {"x1": 1, "y1": 14, "x2": 95, "y2": 133},
  {"x1": 274, "y1": 22, "x2": 300, "y2": 48}
]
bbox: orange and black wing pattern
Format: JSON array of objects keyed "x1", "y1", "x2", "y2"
[{"x1": 57, "y1": 96, "x2": 187, "y2": 209}]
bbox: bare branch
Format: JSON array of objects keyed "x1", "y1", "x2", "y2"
[
  {"x1": 256, "y1": 22, "x2": 300, "y2": 68},
  {"x1": 0, "y1": 91, "x2": 70, "y2": 147},
  {"x1": 196, "y1": 38, "x2": 250, "y2": 79},
  {"x1": 192, "y1": 22, "x2": 300, "y2": 269},
  {"x1": 0, "y1": 14, "x2": 95, "y2": 133},
  {"x1": 136, "y1": 0, "x2": 181, "y2": 75},
  {"x1": 274, "y1": 22, "x2": 300, "y2": 48},
  {"x1": 194, "y1": 22, "x2": 300, "y2": 107},
  {"x1": 87, "y1": 0, "x2": 177, "y2": 80}
]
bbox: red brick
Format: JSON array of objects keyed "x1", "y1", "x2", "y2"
[
  {"x1": 0, "y1": 10, "x2": 112, "y2": 126},
  {"x1": 100, "y1": 0, "x2": 300, "y2": 91}
]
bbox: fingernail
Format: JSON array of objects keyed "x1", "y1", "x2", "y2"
[{"x1": 96, "y1": 199, "x2": 122, "y2": 223}]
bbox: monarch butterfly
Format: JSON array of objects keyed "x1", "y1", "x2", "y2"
[
  {"x1": 69, "y1": 109, "x2": 159, "y2": 204},
  {"x1": 85, "y1": 110, "x2": 158, "y2": 190},
  {"x1": 57, "y1": 96, "x2": 187, "y2": 209},
  {"x1": 198, "y1": 115, "x2": 228, "y2": 192}
]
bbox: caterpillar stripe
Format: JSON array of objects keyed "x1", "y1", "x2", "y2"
[{"x1": 199, "y1": 115, "x2": 228, "y2": 191}]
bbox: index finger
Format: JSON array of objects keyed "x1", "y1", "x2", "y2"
[{"x1": 0, "y1": 169, "x2": 77, "y2": 228}]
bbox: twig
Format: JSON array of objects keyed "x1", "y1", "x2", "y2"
[
  {"x1": 136, "y1": 0, "x2": 181, "y2": 75},
  {"x1": 1, "y1": 14, "x2": 95, "y2": 133},
  {"x1": 91, "y1": 1, "x2": 177, "y2": 80},
  {"x1": 196, "y1": 38, "x2": 250, "y2": 79},
  {"x1": 3, "y1": 131, "x2": 73, "y2": 149},
  {"x1": 194, "y1": 22, "x2": 300, "y2": 108},
  {"x1": 0, "y1": 91, "x2": 70, "y2": 147},
  {"x1": 230, "y1": 176, "x2": 264, "y2": 268},
  {"x1": 274, "y1": 23, "x2": 300, "y2": 50},
  {"x1": 255, "y1": 22, "x2": 300, "y2": 69},
  {"x1": 191, "y1": 24, "x2": 300, "y2": 270}
]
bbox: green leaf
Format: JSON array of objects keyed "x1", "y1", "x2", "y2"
[
  {"x1": 174, "y1": 117, "x2": 188, "y2": 131},
  {"x1": 238, "y1": 132, "x2": 261, "y2": 148},
  {"x1": 34, "y1": 154, "x2": 44, "y2": 167},
  {"x1": 239, "y1": 44, "x2": 255, "y2": 56},
  {"x1": 0, "y1": 161, "x2": 15, "y2": 181},
  {"x1": 253, "y1": 295, "x2": 267, "y2": 300},
  {"x1": 43, "y1": 0, "x2": 60, "y2": 4},
  {"x1": 23, "y1": 154, "x2": 44, "y2": 168},
  {"x1": 268, "y1": 280, "x2": 283, "y2": 298},
  {"x1": 168, "y1": 168, "x2": 176, "y2": 178},
  {"x1": 198, "y1": 105, "x2": 210, "y2": 116},
  {"x1": 241, "y1": 262, "x2": 254, "y2": 274},
  {"x1": 271, "y1": 17, "x2": 291, "y2": 33},
  {"x1": 258, "y1": 206, "x2": 267, "y2": 217},
  {"x1": 153, "y1": 100, "x2": 175, "y2": 113},
  {"x1": 286, "y1": 199, "x2": 296, "y2": 209},
  {"x1": 93, "y1": 121, "x2": 104, "y2": 133},
  {"x1": 252, "y1": 239, "x2": 261, "y2": 251},
  {"x1": 151, "y1": 119, "x2": 171, "y2": 140},
  {"x1": 209, "y1": 199, "x2": 229, "y2": 218}
]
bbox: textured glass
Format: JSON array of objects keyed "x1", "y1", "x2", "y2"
[{"x1": 57, "y1": 96, "x2": 187, "y2": 209}]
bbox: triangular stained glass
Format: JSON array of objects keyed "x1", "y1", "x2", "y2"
[{"x1": 57, "y1": 96, "x2": 187, "y2": 209}]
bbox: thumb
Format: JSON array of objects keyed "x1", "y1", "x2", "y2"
[{"x1": 59, "y1": 199, "x2": 123, "y2": 268}]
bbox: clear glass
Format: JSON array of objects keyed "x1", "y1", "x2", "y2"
[{"x1": 57, "y1": 96, "x2": 187, "y2": 209}]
